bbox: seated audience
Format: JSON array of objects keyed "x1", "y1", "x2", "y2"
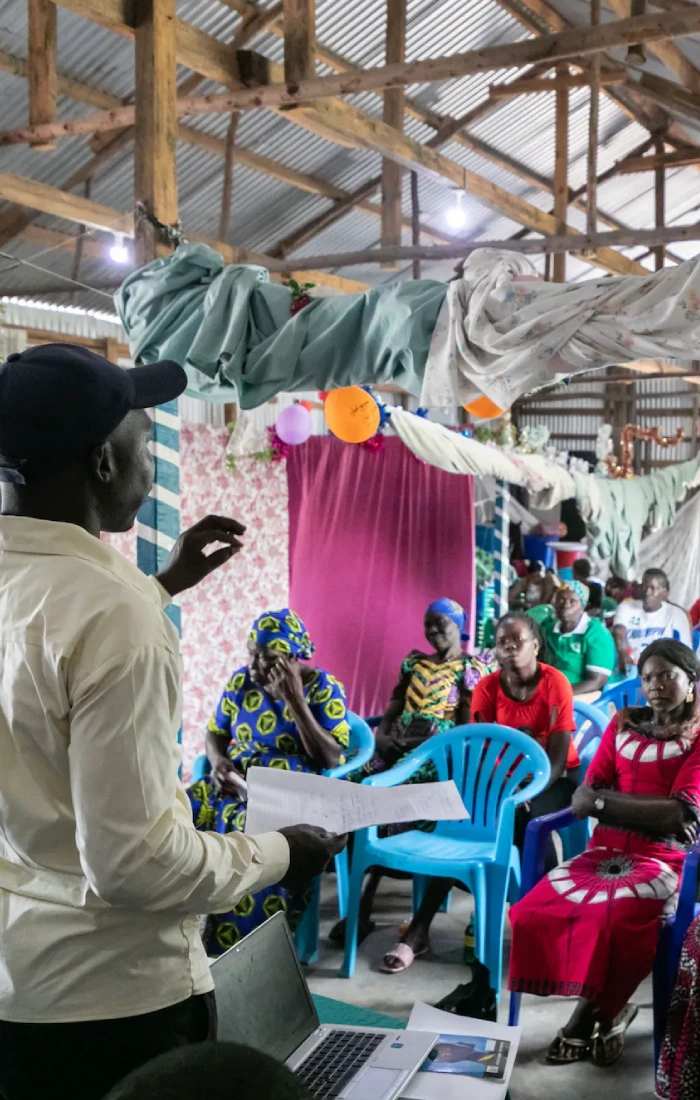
[
  {"x1": 104, "y1": 1043, "x2": 311, "y2": 1100},
  {"x1": 329, "y1": 598, "x2": 494, "y2": 955},
  {"x1": 188, "y1": 609, "x2": 349, "y2": 955},
  {"x1": 658, "y1": 914, "x2": 700, "y2": 1100},
  {"x1": 509, "y1": 559, "x2": 558, "y2": 609},
  {"x1": 613, "y1": 569, "x2": 691, "y2": 674},
  {"x1": 528, "y1": 581, "x2": 615, "y2": 695},
  {"x1": 509, "y1": 640, "x2": 700, "y2": 1068},
  {"x1": 375, "y1": 611, "x2": 577, "y2": 978}
]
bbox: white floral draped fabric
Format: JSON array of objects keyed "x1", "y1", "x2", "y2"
[{"x1": 422, "y1": 249, "x2": 700, "y2": 410}]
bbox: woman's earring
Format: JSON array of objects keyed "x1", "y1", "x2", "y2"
[{"x1": 687, "y1": 689, "x2": 695, "y2": 703}]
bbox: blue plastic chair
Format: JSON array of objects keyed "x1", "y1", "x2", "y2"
[
  {"x1": 341, "y1": 724, "x2": 551, "y2": 998},
  {"x1": 285, "y1": 712, "x2": 375, "y2": 964},
  {"x1": 508, "y1": 809, "x2": 700, "y2": 1045},
  {"x1": 597, "y1": 675, "x2": 643, "y2": 718},
  {"x1": 189, "y1": 712, "x2": 375, "y2": 966},
  {"x1": 559, "y1": 699, "x2": 609, "y2": 861}
]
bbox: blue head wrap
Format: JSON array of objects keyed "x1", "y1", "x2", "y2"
[
  {"x1": 427, "y1": 598, "x2": 469, "y2": 641},
  {"x1": 249, "y1": 608, "x2": 315, "y2": 659}
]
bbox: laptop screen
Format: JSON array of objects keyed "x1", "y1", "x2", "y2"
[{"x1": 211, "y1": 911, "x2": 320, "y2": 1062}]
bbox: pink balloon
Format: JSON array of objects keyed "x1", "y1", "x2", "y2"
[{"x1": 276, "y1": 404, "x2": 312, "y2": 445}]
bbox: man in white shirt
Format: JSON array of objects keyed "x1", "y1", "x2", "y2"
[
  {"x1": 0, "y1": 344, "x2": 345, "y2": 1100},
  {"x1": 613, "y1": 568, "x2": 692, "y2": 672}
]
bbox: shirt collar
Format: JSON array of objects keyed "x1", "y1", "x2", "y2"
[
  {"x1": 0, "y1": 516, "x2": 160, "y2": 605},
  {"x1": 553, "y1": 611, "x2": 590, "y2": 637}
]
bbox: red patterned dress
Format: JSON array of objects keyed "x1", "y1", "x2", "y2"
[{"x1": 509, "y1": 709, "x2": 700, "y2": 1021}]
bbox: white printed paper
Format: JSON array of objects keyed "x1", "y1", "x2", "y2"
[
  {"x1": 401, "y1": 1003, "x2": 521, "y2": 1100},
  {"x1": 243, "y1": 769, "x2": 468, "y2": 836}
]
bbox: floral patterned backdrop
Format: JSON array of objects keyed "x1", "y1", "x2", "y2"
[{"x1": 105, "y1": 424, "x2": 289, "y2": 778}]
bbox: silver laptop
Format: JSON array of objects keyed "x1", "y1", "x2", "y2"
[{"x1": 211, "y1": 911, "x2": 437, "y2": 1100}]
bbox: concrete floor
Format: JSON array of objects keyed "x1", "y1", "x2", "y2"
[{"x1": 306, "y1": 876, "x2": 657, "y2": 1100}]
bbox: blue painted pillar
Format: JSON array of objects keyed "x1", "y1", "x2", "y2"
[
  {"x1": 137, "y1": 397, "x2": 181, "y2": 633},
  {"x1": 494, "y1": 479, "x2": 511, "y2": 618}
]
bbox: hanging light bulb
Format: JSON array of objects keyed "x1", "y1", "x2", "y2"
[
  {"x1": 446, "y1": 190, "x2": 467, "y2": 230},
  {"x1": 109, "y1": 233, "x2": 129, "y2": 264}
]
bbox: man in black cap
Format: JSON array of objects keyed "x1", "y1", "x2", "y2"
[{"x1": 0, "y1": 345, "x2": 345, "y2": 1100}]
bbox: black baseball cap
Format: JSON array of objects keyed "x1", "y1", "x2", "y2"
[{"x1": 0, "y1": 343, "x2": 187, "y2": 484}]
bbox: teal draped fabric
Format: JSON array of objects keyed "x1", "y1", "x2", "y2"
[{"x1": 115, "y1": 243, "x2": 447, "y2": 408}]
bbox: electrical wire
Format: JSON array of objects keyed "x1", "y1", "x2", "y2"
[{"x1": 0, "y1": 248, "x2": 116, "y2": 301}]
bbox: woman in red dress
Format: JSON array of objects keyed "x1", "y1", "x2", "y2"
[{"x1": 509, "y1": 639, "x2": 700, "y2": 1068}]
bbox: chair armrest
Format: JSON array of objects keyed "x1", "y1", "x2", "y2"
[
  {"x1": 360, "y1": 741, "x2": 435, "y2": 788},
  {"x1": 520, "y1": 808, "x2": 578, "y2": 897},
  {"x1": 329, "y1": 742, "x2": 374, "y2": 781}
]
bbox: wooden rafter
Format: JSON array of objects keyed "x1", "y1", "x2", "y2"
[
  {"x1": 488, "y1": 73, "x2": 624, "y2": 98},
  {"x1": 273, "y1": 224, "x2": 700, "y2": 270},
  {"x1": 553, "y1": 62, "x2": 568, "y2": 283},
  {"x1": 608, "y1": 0, "x2": 700, "y2": 94},
  {"x1": 631, "y1": 70, "x2": 700, "y2": 123},
  {"x1": 381, "y1": 0, "x2": 406, "y2": 269},
  {"x1": 586, "y1": 0, "x2": 601, "y2": 239},
  {"x1": 133, "y1": 0, "x2": 178, "y2": 266},
  {"x1": 27, "y1": 0, "x2": 57, "y2": 150},
  {"x1": 613, "y1": 147, "x2": 700, "y2": 173},
  {"x1": 282, "y1": 0, "x2": 315, "y2": 86},
  {"x1": 218, "y1": 112, "x2": 240, "y2": 241}
]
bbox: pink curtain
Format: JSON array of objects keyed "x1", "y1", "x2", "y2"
[{"x1": 287, "y1": 436, "x2": 475, "y2": 718}]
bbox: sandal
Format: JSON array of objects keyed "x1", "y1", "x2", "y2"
[
  {"x1": 434, "y1": 963, "x2": 497, "y2": 1022},
  {"x1": 591, "y1": 1004, "x2": 638, "y2": 1067},
  {"x1": 546, "y1": 1029, "x2": 592, "y2": 1065},
  {"x1": 380, "y1": 941, "x2": 428, "y2": 974}
]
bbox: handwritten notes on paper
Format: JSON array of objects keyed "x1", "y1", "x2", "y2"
[{"x1": 243, "y1": 769, "x2": 468, "y2": 836}]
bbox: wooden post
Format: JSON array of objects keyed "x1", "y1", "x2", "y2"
[
  {"x1": 410, "y1": 171, "x2": 421, "y2": 279},
  {"x1": 553, "y1": 61, "x2": 569, "y2": 283},
  {"x1": 133, "y1": 0, "x2": 178, "y2": 268},
  {"x1": 655, "y1": 136, "x2": 665, "y2": 271},
  {"x1": 381, "y1": 0, "x2": 406, "y2": 270},
  {"x1": 494, "y1": 481, "x2": 511, "y2": 617},
  {"x1": 27, "y1": 0, "x2": 57, "y2": 150},
  {"x1": 218, "y1": 111, "x2": 240, "y2": 241},
  {"x1": 283, "y1": 0, "x2": 315, "y2": 86},
  {"x1": 70, "y1": 178, "x2": 91, "y2": 285},
  {"x1": 587, "y1": 0, "x2": 601, "y2": 239}
]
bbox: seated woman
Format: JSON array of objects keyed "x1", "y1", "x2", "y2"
[
  {"x1": 188, "y1": 609, "x2": 349, "y2": 956},
  {"x1": 658, "y1": 913, "x2": 700, "y2": 1100},
  {"x1": 378, "y1": 611, "x2": 577, "y2": 980},
  {"x1": 528, "y1": 580, "x2": 615, "y2": 695},
  {"x1": 509, "y1": 639, "x2": 700, "y2": 1068},
  {"x1": 509, "y1": 560, "x2": 558, "y2": 610},
  {"x1": 329, "y1": 598, "x2": 494, "y2": 955}
]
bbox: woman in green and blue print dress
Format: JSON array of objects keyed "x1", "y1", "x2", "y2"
[{"x1": 188, "y1": 609, "x2": 349, "y2": 955}]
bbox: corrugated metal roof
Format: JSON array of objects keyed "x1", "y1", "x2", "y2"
[{"x1": 0, "y1": 0, "x2": 699, "y2": 312}]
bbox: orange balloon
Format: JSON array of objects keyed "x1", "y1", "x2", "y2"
[
  {"x1": 464, "y1": 395, "x2": 507, "y2": 420},
  {"x1": 324, "y1": 386, "x2": 380, "y2": 443}
]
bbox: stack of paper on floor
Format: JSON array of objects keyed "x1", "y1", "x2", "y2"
[{"x1": 401, "y1": 1003, "x2": 521, "y2": 1100}]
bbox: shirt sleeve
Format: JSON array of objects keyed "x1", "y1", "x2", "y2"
[
  {"x1": 671, "y1": 739, "x2": 700, "y2": 820},
  {"x1": 548, "y1": 669, "x2": 575, "y2": 734},
  {"x1": 584, "y1": 715, "x2": 619, "y2": 789},
  {"x1": 68, "y1": 646, "x2": 289, "y2": 913},
  {"x1": 307, "y1": 671, "x2": 350, "y2": 749},
  {"x1": 470, "y1": 675, "x2": 496, "y2": 723},
  {"x1": 613, "y1": 601, "x2": 632, "y2": 629},
  {"x1": 584, "y1": 620, "x2": 616, "y2": 677},
  {"x1": 672, "y1": 606, "x2": 693, "y2": 648}
]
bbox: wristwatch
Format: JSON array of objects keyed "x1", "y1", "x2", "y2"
[{"x1": 593, "y1": 795, "x2": 605, "y2": 814}]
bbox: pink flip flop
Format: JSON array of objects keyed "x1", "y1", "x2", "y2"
[{"x1": 380, "y1": 942, "x2": 428, "y2": 974}]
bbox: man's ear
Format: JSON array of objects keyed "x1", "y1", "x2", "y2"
[{"x1": 88, "y1": 441, "x2": 115, "y2": 485}]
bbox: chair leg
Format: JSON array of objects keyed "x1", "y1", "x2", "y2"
[
  {"x1": 412, "y1": 875, "x2": 428, "y2": 915},
  {"x1": 470, "y1": 865, "x2": 487, "y2": 967},
  {"x1": 335, "y1": 849, "x2": 349, "y2": 921},
  {"x1": 481, "y1": 865, "x2": 510, "y2": 1006},
  {"x1": 508, "y1": 991, "x2": 522, "y2": 1027},
  {"x1": 341, "y1": 859, "x2": 369, "y2": 979},
  {"x1": 295, "y1": 876, "x2": 321, "y2": 965}
]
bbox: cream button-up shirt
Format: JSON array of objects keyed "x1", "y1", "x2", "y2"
[{"x1": 0, "y1": 516, "x2": 289, "y2": 1023}]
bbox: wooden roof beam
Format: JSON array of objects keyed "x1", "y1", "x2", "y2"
[
  {"x1": 381, "y1": 0, "x2": 406, "y2": 270},
  {"x1": 614, "y1": 147, "x2": 700, "y2": 172},
  {"x1": 488, "y1": 73, "x2": 625, "y2": 98},
  {"x1": 27, "y1": 0, "x2": 57, "y2": 150}
]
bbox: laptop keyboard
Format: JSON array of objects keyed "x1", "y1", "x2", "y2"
[{"x1": 296, "y1": 1029, "x2": 385, "y2": 1098}]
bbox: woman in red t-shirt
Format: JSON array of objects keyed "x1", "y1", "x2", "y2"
[{"x1": 471, "y1": 611, "x2": 579, "y2": 862}]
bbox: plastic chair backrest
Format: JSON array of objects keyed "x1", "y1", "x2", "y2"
[
  {"x1": 327, "y1": 712, "x2": 375, "y2": 779},
  {"x1": 573, "y1": 699, "x2": 608, "y2": 754},
  {"x1": 598, "y1": 676, "x2": 643, "y2": 717},
  {"x1": 421, "y1": 723, "x2": 551, "y2": 837}
]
